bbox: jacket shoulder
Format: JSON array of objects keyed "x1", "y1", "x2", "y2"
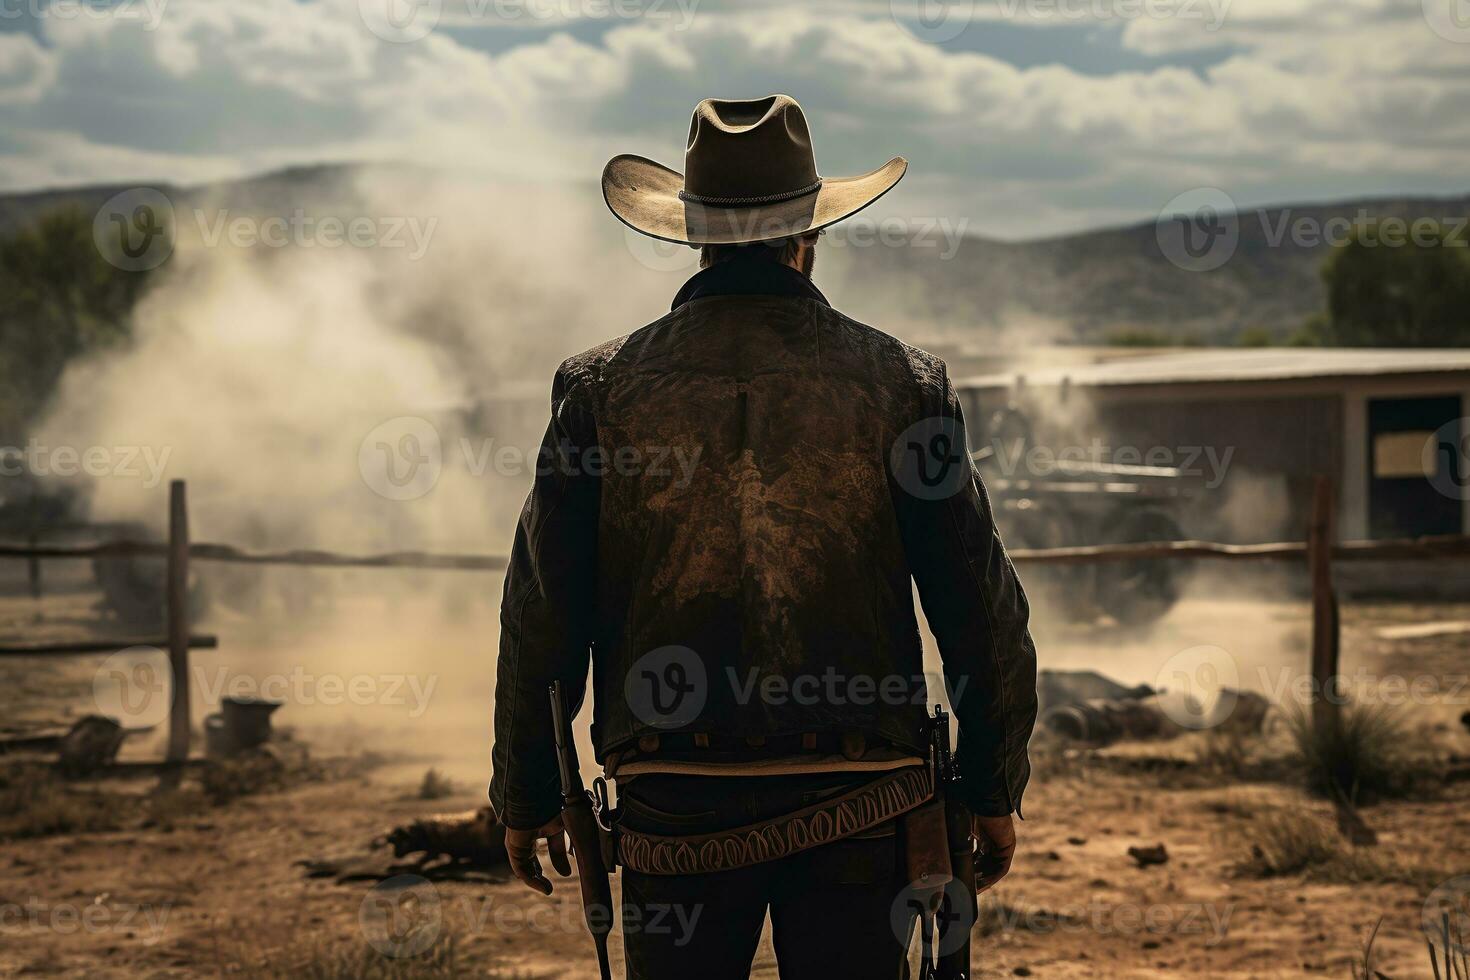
[
  {"x1": 554, "y1": 333, "x2": 634, "y2": 396},
  {"x1": 822, "y1": 307, "x2": 951, "y2": 391}
]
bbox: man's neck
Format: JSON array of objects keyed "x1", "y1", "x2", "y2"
[{"x1": 671, "y1": 254, "x2": 829, "y2": 311}]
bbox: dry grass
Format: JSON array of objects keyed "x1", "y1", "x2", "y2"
[
  {"x1": 215, "y1": 931, "x2": 532, "y2": 979},
  {"x1": 1193, "y1": 728, "x2": 1257, "y2": 779},
  {"x1": 1348, "y1": 917, "x2": 1384, "y2": 980},
  {"x1": 1230, "y1": 807, "x2": 1451, "y2": 890},
  {"x1": 1, "y1": 742, "x2": 330, "y2": 840},
  {"x1": 1350, "y1": 913, "x2": 1470, "y2": 980},
  {"x1": 200, "y1": 750, "x2": 290, "y2": 805},
  {"x1": 975, "y1": 897, "x2": 1082, "y2": 938},
  {"x1": 417, "y1": 768, "x2": 454, "y2": 801},
  {"x1": 1285, "y1": 702, "x2": 1445, "y2": 804},
  {"x1": 1232, "y1": 807, "x2": 1341, "y2": 878},
  {"x1": 1422, "y1": 909, "x2": 1470, "y2": 980},
  {"x1": 0, "y1": 764, "x2": 127, "y2": 839}
]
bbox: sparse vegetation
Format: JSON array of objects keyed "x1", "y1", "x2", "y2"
[
  {"x1": 200, "y1": 749, "x2": 291, "y2": 805},
  {"x1": 417, "y1": 768, "x2": 454, "y2": 800},
  {"x1": 0, "y1": 743, "x2": 333, "y2": 840},
  {"x1": 1026, "y1": 736, "x2": 1090, "y2": 784},
  {"x1": 1348, "y1": 917, "x2": 1383, "y2": 980},
  {"x1": 217, "y1": 932, "x2": 531, "y2": 979},
  {"x1": 1194, "y1": 727, "x2": 1255, "y2": 779},
  {"x1": 0, "y1": 206, "x2": 154, "y2": 431},
  {"x1": 1232, "y1": 807, "x2": 1340, "y2": 878},
  {"x1": 975, "y1": 896, "x2": 1080, "y2": 938},
  {"x1": 222, "y1": 932, "x2": 462, "y2": 979},
  {"x1": 1231, "y1": 807, "x2": 1452, "y2": 889},
  {"x1": 1236, "y1": 325, "x2": 1276, "y2": 347},
  {"x1": 1423, "y1": 909, "x2": 1470, "y2": 980},
  {"x1": 1285, "y1": 702, "x2": 1444, "y2": 804},
  {"x1": 0, "y1": 764, "x2": 127, "y2": 839},
  {"x1": 1351, "y1": 911, "x2": 1470, "y2": 980},
  {"x1": 1104, "y1": 327, "x2": 1184, "y2": 348},
  {"x1": 1313, "y1": 219, "x2": 1470, "y2": 347}
]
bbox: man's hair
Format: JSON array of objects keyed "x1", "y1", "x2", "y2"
[{"x1": 699, "y1": 233, "x2": 818, "y2": 269}]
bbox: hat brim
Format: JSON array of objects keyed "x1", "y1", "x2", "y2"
[{"x1": 602, "y1": 154, "x2": 907, "y2": 246}]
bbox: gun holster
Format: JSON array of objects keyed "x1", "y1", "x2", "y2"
[{"x1": 901, "y1": 706, "x2": 976, "y2": 980}]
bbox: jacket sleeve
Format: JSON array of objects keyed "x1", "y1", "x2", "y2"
[
  {"x1": 891, "y1": 370, "x2": 1038, "y2": 817},
  {"x1": 488, "y1": 364, "x2": 600, "y2": 831}
]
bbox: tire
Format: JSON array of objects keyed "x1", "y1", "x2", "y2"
[
  {"x1": 1093, "y1": 506, "x2": 1185, "y2": 627},
  {"x1": 1000, "y1": 502, "x2": 1092, "y2": 622}
]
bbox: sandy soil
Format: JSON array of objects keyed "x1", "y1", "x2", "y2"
[{"x1": 1, "y1": 582, "x2": 1467, "y2": 979}]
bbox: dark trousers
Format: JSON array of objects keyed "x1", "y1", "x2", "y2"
[{"x1": 617, "y1": 773, "x2": 916, "y2": 980}]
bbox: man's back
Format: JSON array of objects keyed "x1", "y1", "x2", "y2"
[
  {"x1": 490, "y1": 94, "x2": 1037, "y2": 980},
  {"x1": 565, "y1": 267, "x2": 942, "y2": 762}
]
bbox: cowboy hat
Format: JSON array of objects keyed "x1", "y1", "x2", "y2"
[{"x1": 602, "y1": 94, "x2": 907, "y2": 246}]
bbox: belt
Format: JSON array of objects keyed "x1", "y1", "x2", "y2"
[{"x1": 617, "y1": 765, "x2": 934, "y2": 876}]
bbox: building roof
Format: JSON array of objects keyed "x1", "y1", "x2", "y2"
[{"x1": 958, "y1": 348, "x2": 1470, "y2": 391}]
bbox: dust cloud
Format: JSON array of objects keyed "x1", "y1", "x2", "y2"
[
  {"x1": 34, "y1": 168, "x2": 684, "y2": 777},
  {"x1": 31, "y1": 166, "x2": 1310, "y2": 779}
]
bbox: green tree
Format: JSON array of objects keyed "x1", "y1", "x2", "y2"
[
  {"x1": 1316, "y1": 220, "x2": 1470, "y2": 346},
  {"x1": 1237, "y1": 325, "x2": 1275, "y2": 347},
  {"x1": 0, "y1": 207, "x2": 153, "y2": 434}
]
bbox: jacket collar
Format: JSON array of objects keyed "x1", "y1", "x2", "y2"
[{"x1": 671, "y1": 253, "x2": 830, "y2": 311}]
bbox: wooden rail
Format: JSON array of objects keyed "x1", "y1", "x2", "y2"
[
  {"x1": 3, "y1": 475, "x2": 1461, "y2": 775},
  {"x1": 0, "y1": 539, "x2": 508, "y2": 571},
  {"x1": 0, "y1": 636, "x2": 217, "y2": 658},
  {"x1": 1007, "y1": 532, "x2": 1470, "y2": 565},
  {"x1": 6, "y1": 534, "x2": 1469, "y2": 571}
]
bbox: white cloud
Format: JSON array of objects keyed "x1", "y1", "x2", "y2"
[
  {"x1": 0, "y1": 32, "x2": 55, "y2": 105},
  {"x1": 1, "y1": 0, "x2": 1466, "y2": 236}
]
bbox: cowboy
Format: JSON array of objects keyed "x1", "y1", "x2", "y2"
[{"x1": 489, "y1": 94, "x2": 1038, "y2": 979}]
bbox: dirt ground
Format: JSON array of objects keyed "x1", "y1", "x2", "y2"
[{"x1": 1, "y1": 579, "x2": 1467, "y2": 979}]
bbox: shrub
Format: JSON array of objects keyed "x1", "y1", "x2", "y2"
[
  {"x1": 0, "y1": 764, "x2": 127, "y2": 839},
  {"x1": 417, "y1": 768, "x2": 454, "y2": 801},
  {"x1": 1285, "y1": 701, "x2": 1441, "y2": 804},
  {"x1": 1233, "y1": 808, "x2": 1339, "y2": 878}
]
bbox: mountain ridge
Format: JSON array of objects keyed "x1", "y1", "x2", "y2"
[{"x1": 4, "y1": 164, "x2": 1465, "y2": 344}]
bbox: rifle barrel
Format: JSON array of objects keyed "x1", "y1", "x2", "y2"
[{"x1": 549, "y1": 682, "x2": 578, "y2": 798}]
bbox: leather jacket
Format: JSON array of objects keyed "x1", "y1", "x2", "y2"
[{"x1": 490, "y1": 255, "x2": 1038, "y2": 829}]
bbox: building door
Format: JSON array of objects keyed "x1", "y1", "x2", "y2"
[{"x1": 1367, "y1": 395, "x2": 1463, "y2": 538}]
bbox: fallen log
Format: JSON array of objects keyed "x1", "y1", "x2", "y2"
[{"x1": 376, "y1": 806, "x2": 508, "y2": 868}]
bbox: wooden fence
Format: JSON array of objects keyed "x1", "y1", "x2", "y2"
[{"x1": 4, "y1": 476, "x2": 1467, "y2": 765}]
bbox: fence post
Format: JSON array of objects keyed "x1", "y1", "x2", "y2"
[
  {"x1": 1308, "y1": 474, "x2": 1341, "y2": 732},
  {"x1": 166, "y1": 479, "x2": 191, "y2": 764},
  {"x1": 27, "y1": 531, "x2": 41, "y2": 599}
]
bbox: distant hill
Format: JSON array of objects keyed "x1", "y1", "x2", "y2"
[
  {"x1": 846, "y1": 192, "x2": 1470, "y2": 345},
  {"x1": 3, "y1": 166, "x2": 1465, "y2": 344}
]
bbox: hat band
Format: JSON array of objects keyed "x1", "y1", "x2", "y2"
[{"x1": 678, "y1": 178, "x2": 823, "y2": 208}]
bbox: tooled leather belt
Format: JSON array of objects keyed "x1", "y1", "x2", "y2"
[{"x1": 616, "y1": 765, "x2": 934, "y2": 876}]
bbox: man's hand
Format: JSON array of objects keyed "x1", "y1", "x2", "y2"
[
  {"x1": 504, "y1": 814, "x2": 573, "y2": 895},
  {"x1": 972, "y1": 813, "x2": 1017, "y2": 895}
]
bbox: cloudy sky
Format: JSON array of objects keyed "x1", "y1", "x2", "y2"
[{"x1": 0, "y1": 0, "x2": 1466, "y2": 237}]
